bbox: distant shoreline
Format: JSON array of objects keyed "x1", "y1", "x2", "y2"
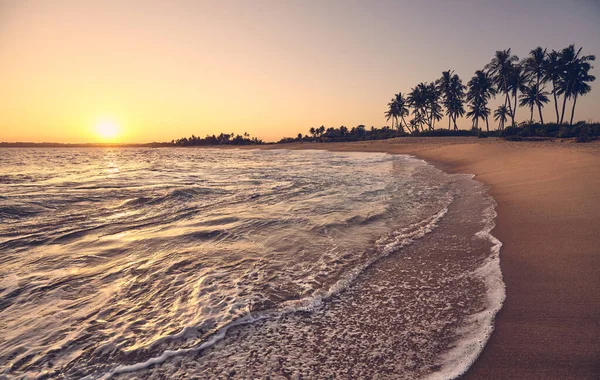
[
  {"x1": 0, "y1": 142, "x2": 173, "y2": 148},
  {"x1": 3, "y1": 120, "x2": 598, "y2": 148}
]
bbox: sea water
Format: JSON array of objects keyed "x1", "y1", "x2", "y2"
[{"x1": 0, "y1": 148, "x2": 503, "y2": 379}]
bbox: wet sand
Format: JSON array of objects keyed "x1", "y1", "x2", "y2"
[{"x1": 265, "y1": 137, "x2": 600, "y2": 379}]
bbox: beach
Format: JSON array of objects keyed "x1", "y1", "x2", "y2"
[
  {"x1": 266, "y1": 137, "x2": 600, "y2": 379},
  {"x1": 1, "y1": 139, "x2": 597, "y2": 378}
]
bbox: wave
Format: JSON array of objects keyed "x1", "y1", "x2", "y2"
[
  {"x1": 119, "y1": 187, "x2": 223, "y2": 208},
  {"x1": 424, "y1": 195, "x2": 505, "y2": 380},
  {"x1": 96, "y1": 206, "x2": 450, "y2": 379},
  {"x1": 0, "y1": 149, "x2": 504, "y2": 379}
]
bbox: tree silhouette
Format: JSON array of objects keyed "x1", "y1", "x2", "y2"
[
  {"x1": 523, "y1": 47, "x2": 548, "y2": 124},
  {"x1": 494, "y1": 105, "x2": 510, "y2": 130},
  {"x1": 519, "y1": 84, "x2": 550, "y2": 122},
  {"x1": 485, "y1": 49, "x2": 519, "y2": 126},
  {"x1": 557, "y1": 45, "x2": 595, "y2": 124},
  {"x1": 394, "y1": 92, "x2": 410, "y2": 131},
  {"x1": 408, "y1": 83, "x2": 441, "y2": 131},
  {"x1": 385, "y1": 98, "x2": 397, "y2": 129},
  {"x1": 318, "y1": 125, "x2": 326, "y2": 140},
  {"x1": 467, "y1": 70, "x2": 496, "y2": 131},
  {"x1": 408, "y1": 84, "x2": 427, "y2": 131},
  {"x1": 556, "y1": 45, "x2": 596, "y2": 124},
  {"x1": 467, "y1": 99, "x2": 491, "y2": 131},
  {"x1": 438, "y1": 70, "x2": 466, "y2": 130},
  {"x1": 544, "y1": 50, "x2": 563, "y2": 123},
  {"x1": 383, "y1": 44, "x2": 594, "y2": 133}
]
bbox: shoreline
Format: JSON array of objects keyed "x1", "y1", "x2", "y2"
[{"x1": 259, "y1": 137, "x2": 600, "y2": 379}]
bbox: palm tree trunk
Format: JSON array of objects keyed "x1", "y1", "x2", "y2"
[
  {"x1": 569, "y1": 93, "x2": 578, "y2": 125},
  {"x1": 560, "y1": 93, "x2": 568, "y2": 124},
  {"x1": 530, "y1": 107, "x2": 534, "y2": 122},
  {"x1": 513, "y1": 94, "x2": 518, "y2": 124},
  {"x1": 535, "y1": 76, "x2": 543, "y2": 124},
  {"x1": 552, "y1": 82, "x2": 560, "y2": 123},
  {"x1": 503, "y1": 77, "x2": 513, "y2": 118},
  {"x1": 428, "y1": 110, "x2": 434, "y2": 130},
  {"x1": 505, "y1": 92, "x2": 514, "y2": 126},
  {"x1": 485, "y1": 116, "x2": 489, "y2": 132},
  {"x1": 453, "y1": 115, "x2": 458, "y2": 131},
  {"x1": 448, "y1": 115, "x2": 451, "y2": 130}
]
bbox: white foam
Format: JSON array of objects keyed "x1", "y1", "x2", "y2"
[
  {"x1": 95, "y1": 205, "x2": 451, "y2": 379},
  {"x1": 423, "y1": 198, "x2": 505, "y2": 380}
]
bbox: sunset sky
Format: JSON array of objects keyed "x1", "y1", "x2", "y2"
[{"x1": 1, "y1": 0, "x2": 599, "y2": 143}]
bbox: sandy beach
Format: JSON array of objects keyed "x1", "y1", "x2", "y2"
[{"x1": 267, "y1": 137, "x2": 600, "y2": 379}]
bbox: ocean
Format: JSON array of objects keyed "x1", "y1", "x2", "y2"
[{"x1": 0, "y1": 148, "x2": 503, "y2": 379}]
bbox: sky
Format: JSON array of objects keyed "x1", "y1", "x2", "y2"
[{"x1": 0, "y1": 0, "x2": 599, "y2": 143}]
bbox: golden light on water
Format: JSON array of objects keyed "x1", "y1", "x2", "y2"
[{"x1": 95, "y1": 120, "x2": 120, "y2": 141}]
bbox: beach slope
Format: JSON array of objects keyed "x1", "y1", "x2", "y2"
[{"x1": 271, "y1": 137, "x2": 600, "y2": 379}]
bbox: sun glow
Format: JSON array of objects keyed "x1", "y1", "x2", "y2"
[{"x1": 95, "y1": 120, "x2": 120, "y2": 141}]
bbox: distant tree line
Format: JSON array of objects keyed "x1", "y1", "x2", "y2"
[
  {"x1": 385, "y1": 45, "x2": 595, "y2": 133},
  {"x1": 170, "y1": 45, "x2": 595, "y2": 146},
  {"x1": 171, "y1": 132, "x2": 264, "y2": 146},
  {"x1": 276, "y1": 45, "x2": 596, "y2": 145},
  {"x1": 277, "y1": 125, "x2": 406, "y2": 143}
]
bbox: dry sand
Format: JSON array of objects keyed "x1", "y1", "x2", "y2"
[{"x1": 264, "y1": 137, "x2": 600, "y2": 379}]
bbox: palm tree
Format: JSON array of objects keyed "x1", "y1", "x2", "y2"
[
  {"x1": 408, "y1": 84, "x2": 427, "y2": 131},
  {"x1": 557, "y1": 45, "x2": 577, "y2": 123},
  {"x1": 385, "y1": 98, "x2": 397, "y2": 129},
  {"x1": 449, "y1": 73, "x2": 466, "y2": 130},
  {"x1": 467, "y1": 70, "x2": 496, "y2": 131},
  {"x1": 485, "y1": 48, "x2": 519, "y2": 125},
  {"x1": 557, "y1": 45, "x2": 596, "y2": 124},
  {"x1": 468, "y1": 71, "x2": 496, "y2": 104},
  {"x1": 523, "y1": 47, "x2": 548, "y2": 123},
  {"x1": 445, "y1": 79, "x2": 467, "y2": 131},
  {"x1": 568, "y1": 61, "x2": 596, "y2": 125},
  {"x1": 519, "y1": 84, "x2": 550, "y2": 122},
  {"x1": 386, "y1": 92, "x2": 410, "y2": 131},
  {"x1": 318, "y1": 125, "x2": 325, "y2": 138},
  {"x1": 543, "y1": 50, "x2": 563, "y2": 123},
  {"x1": 494, "y1": 105, "x2": 510, "y2": 130},
  {"x1": 407, "y1": 82, "x2": 442, "y2": 131},
  {"x1": 437, "y1": 70, "x2": 466, "y2": 130},
  {"x1": 394, "y1": 92, "x2": 410, "y2": 130},
  {"x1": 309, "y1": 127, "x2": 316, "y2": 139},
  {"x1": 438, "y1": 70, "x2": 453, "y2": 130},
  {"x1": 467, "y1": 98, "x2": 491, "y2": 131},
  {"x1": 425, "y1": 83, "x2": 443, "y2": 130},
  {"x1": 507, "y1": 64, "x2": 528, "y2": 124}
]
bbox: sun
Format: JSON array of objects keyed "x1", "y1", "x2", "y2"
[{"x1": 95, "y1": 120, "x2": 120, "y2": 141}]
